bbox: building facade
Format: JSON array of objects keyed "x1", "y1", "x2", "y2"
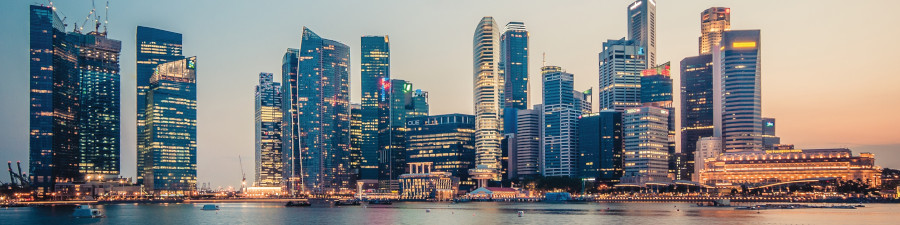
[
  {"x1": 406, "y1": 114, "x2": 477, "y2": 190},
  {"x1": 577, "y1": 111, "x2": 623, "y2": 182},
  {"x1": 699, "y1": 148, "x2": 881, "y2": 188},
  {"x1": 280, "y1": 48, "x2": 301, "y2": 193},
  {"x1": 626, "y1": 0, "x2": 657, "y2": 68},
  {"x1": 762, "y1": 117, "x2": 781, "y2": 149},
  {"x1": 513, "y1": 106, "x2": 542, "y2": 179},
  {"x1": 541, "y1": 66, "x2": 579, "y2": 177},
  {"x1": 255, "y1": 73, "x2": 283, "y2": 187},
  {"x1": 349, "y1": 103, "x2": 362, "y2": 181},
  {"x1": 360, "y1": 36, "x2": 390, "y2": 183},
  {"x1": 472, "y1": 17, "x2": 504, "y2": 182},
  {"x1": 714, "y1": 30, "x2": 763, "y2": 152},
  {"x1": 598, "y1": 38, "x2": 646, "y2": 111},
  {"x1": 622, "y1": 106, "x2": 670, "y2": 185},
  {"x1": 680, "y1": 54, "x2": 714, "y2": 178},
  {"x1": 699, "y1": 7, "x2": 731, "y2": 55},
  {"x1": 398, "y1": 162, "x2": 459, "y2": 200},
  {"x1": 501, "y1": 21, "x2": 529, "y2": 111},
  {"x1": 692, "y1": 137, "x2": 722, "y2": 182}
]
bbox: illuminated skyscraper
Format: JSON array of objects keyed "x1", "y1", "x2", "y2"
[
  {"x1": 255, "y1": 73, "x2": 283, "y2": 187},
  {"x1": 296, "y1": 27, "x2": 352, "y2": 192},
  {"x1": 360, "y1": 36, "x2": 390, "y2": 183},
  {"x1": 501, "y1": 21, "x2": 529, "y2": 111},
  {"x1": 541, "y1": 66, "x2": 580, "y2": 177},
  {"x1": 680, "y1": 55, "x2": 714, "y2": 180},
  {"x1": 577, "y1": 110, "x2": 623, "y2": 182},
  {"x1": 714, "y1": 30, "x2": 762, "y2": 152},
  {"x1": 281, "y1": 48, "x2": 301, "y2": 193},
  {"x1": 142, "y1": 57, "x2": 198, "y2": 193},
  {"x1": 627, "y1": 0, "x2": 657, "y2": 68},
  {"x1": 622, "y1": 106, "x2": 670, "y2": 184},
  {"x1": 380, "y1": 79, "x2": 425, "y2": 190},
  {"x1": 598, "y1": 38, "x2": 646, "y2": 111},
  {"x1": 762, "y1": 118, "x2": 781, "y2": 149},
  {"x1": 699, "y1": 7, "x2": 731, "y2": 55},
  {"x1": 472, "y1": 17, "x2": 503, "y2": 183},
  {"x1": 349, "y1": 104, "x2": 362, "y2": 181},
  {"x1": 513, "y1": 105, "x2": 542, "y2": 179},
  {"x1": 406, "y1": 114, "x2": 477, "y2": 190},
  {"x1": 136, "y1": 26, "x2": 183, "y2": 185},
  {"x1": 639, "y1": 63, "x2": 677, "y2": 179}
]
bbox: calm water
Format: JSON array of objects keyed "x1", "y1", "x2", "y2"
[{"x1": 1, "y1": 202, "x2": 896, "y2": 224}]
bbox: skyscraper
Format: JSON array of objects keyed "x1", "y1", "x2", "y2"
[
  {"x1": 501, "y1": 21, "x2": 529, "y2": 111},
  {"x1": 349, "y1": 103, "x2": 362, "y2": 181},
  {"x1": 255, "y1": 73, "x2": 283, "y2": 187},
  {"x1": 281, "y1": 48, "x2": 301, "y2": 193},
  {"x1": 714, "y1": 30, "x2": 762, "y2": 152},
  {"x1": 360, "y1": 36, "x2": 390, "y2": 184},
  {"x1": 296, "y1": 27, "x2": 351, "y2": 192},
  {"x1": 680, "y1": 55, "x2": 714, "y2": 180},
  {"x1": 699, "y1": 7, "x2": 731, "y2": 55},
  {"x1": 577, "y1": 110, "x2": 623, "y2": 182},
  {"x1": 762, "y1": 118, "x2": 781, "y2": 149},
  {"x1": 136, "y1": 26, "x2": 183, "y2": 184},
  {"x1": 639, "y1": 62, "x2": 677, "y2": 179},
  {"x1": 692, "y1": 137, "x2": 722, "y2": 182},
  {"x1": 622, "y1": 106, "x2": 670, "y2": 184},
  {"x1": 379, "y1": 79, "x2": 424, "y2": 190},
  {"x1": 513, "y1": 105, "x2": 542, "y2": 179},
  {"x1": 29, "y1": 5, "x2": 78, "y2": 194},
  {"x1": 472, "y1": 17, "x2": 503, "y2": 183},
  {"x1": 627, "y1": 0, "x2": 657, "y2": 68},
  {"x1": 142, "y1": 57, "x2": 198, "y2": 193},
  {"x1": 541, "y1": 66, "x2": 580, "y2": 177},
  {"x1": 598, "y1": 38, "x2": 646, "y2": 111},
  {"x1": 406, "y1": 114, "x2": 477, "y2": 190}
]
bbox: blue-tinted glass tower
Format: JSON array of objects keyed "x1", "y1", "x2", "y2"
[
  {"x1": 256, "y1": 73, "x2": 283, "y2": 187},
  {"x1": 406, "y1": 114, "x2": 477, "y2": 190},
  {"x1": 501, "y1": 22, "x2": 529, "y2": 131},
  {"x1": 680, "y1": 54, "x2": 714, "y2": 180},
  {"x1": 714, "y1": 30, "x2": 762, "y2": 152},
  {"x1": 136, "y1": 26, "x2": 182, "y2": 185},
  {"x1": 541, "y1": 66, "x2": 580, "y2": 177},
  {"x1": 281, "y1": 48, "x2": 301, "y2": 193},
  {"x1": 577, "y1": 110, "x2": 623, "y2": 182},
  {"x1": 598, "y1": 38, "x2": 646, "y2": 111},
  {"x1": 360, "y1": 36, "x2": 390, "y2": 183}
]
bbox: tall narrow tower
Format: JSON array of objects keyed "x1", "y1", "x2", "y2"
[
  {"x1": 471, "y1": 17, "x2": 503, "y2": 186},
  {"x1": 627, "y1": 0, "x2": 657, "y2": 68},
  {"x1": 714, "y1": 30, "x2": 762, "y2": 152}
]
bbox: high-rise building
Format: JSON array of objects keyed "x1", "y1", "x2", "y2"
[
  {"x1": 472, "y1": 17, "x2": 504, "y2": 183},
  {"x1": 762, "y1": 118, "x2": 781, "y2": 149},
  {"x1": 513, "y1": 105, "x2": 542, "y2": 179},
  {"x1": 680, "y1": 54, "x2": 714, "y2": 178},
  {"x1": 714, "y1": 30, "x2": 762, "y2": 152},
  {"x1": 255, "y1": 73, "x2": 283, "y2": 187},
  {"x1": 29, "y1": 5, "x2": 79, "y2": 194},
  {"x1": 349, "y1": 104, "x2": 362, "y2": 181},
  {"x1": 598, "y1": 38, "x2": 646, "y2": 111},
  {"x1": 541, "y1": 66, "x2": 580, "y2": 177},
  {"x1": 699, "y1": 7, "x2": 731, "y2": 55},
  {"x1": 626, "y1": 0, "x2": 657, "y2": 68},
  {"x1": 577, "y1": 110, "x2": 623, "y2": 182},
  {"x1": 380, "y1": 79, "x2": 427, "y2": 190},
  {"x1": 639, "y1": 62, "x2": 678, "y2": 179},
  {"x1": 281, "y1": 48, "x2": 301, "y2": 193},
  {"x1": 410, "y1": 90, "x2": 429, "y2": 117},
  {"x1": 141, "y1": 57, "x2": 198, "y2": 193},
  {"x1": 360, "y1": 36, "x2": 390, "y2": 183},
  {"x1": 136, "y1": 26, "x2": 183, "y2": 185},
  {"x1": 501, "y1": 21, "x2": 529, "y2": 111},
  {"x1": 406, "y1": 114, "x2": 477, "y2": 190},
  {"x1": 622, "y1": 106, "x2": 670, "y2": 184},
  {"x1": 295, "y1": 27, "x2": 352, "y2": 192},
  {"x1": 692, "y1": 137, "x2": 722, "y2": 182}
]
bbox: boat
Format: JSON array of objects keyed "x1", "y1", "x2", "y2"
[
  {"x1": 72, "y1": 205, "x2": 104, "y2": 218},
  {"x1": 334, "y1": 200, "x2": 361, "y2": 206},
  {"x1": 201, "y1": 204, "x2": 219, "y2": 210},
  {"x1": 285, "y1": 201, "x2": 311, "y2": 207},
  {"x1": 517, "y1": 211, "x2": 525, "y2": 217},
  {"x1": 367, "y1": 200, "x2": 393, "y2": 205}
]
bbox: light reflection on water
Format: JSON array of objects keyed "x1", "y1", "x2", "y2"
[{"x1": 0, "y1": 202, "x2": 895, "y2": 225}]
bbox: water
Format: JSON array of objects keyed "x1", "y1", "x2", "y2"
[{"x1": 1, "y1": 202, "x2": 896, "y2": 224}]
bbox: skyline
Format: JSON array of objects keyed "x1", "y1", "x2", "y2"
[{"x1": 1, "y1": 0, "x2": 899, "y2": 188}]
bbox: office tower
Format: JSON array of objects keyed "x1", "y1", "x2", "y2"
[
  {"x1": 622, "y1": 106, "x2": 670, "y2": 184},
  {"x1": 360, "y1": 36, "x2": 390, "y2": 183},
  {"x1": 680, "y1": 54, "x2": 714, "y2": 176},
  {"x1": 136, "y1": 26, "x2": 183, "y2": 184},
  {"x1": 255, "y1": 73, "x2": 283, "y2": 187},
  {"x1": 513, "y1": 105, "x2": 542, "y2": 179},
  {"x1": 598, "y1": 38, "x2": 646, "y2": 111},
  {"x1": 350, "y1": 103, "x2": 362, "y2": 181},
  {"x1": 541, "y1": 66, "x2": 580, "y2": 177},
  {"x1": 406, "y1": 114, "x2": 477, "y2": 190},
  {"x1": 639, "y1": 62, "x2": 677, "y2": 179},
  {"x1": 379, "y1": 79, "x2": 424, "y2": 190},
  {"x1": 280, "y1": 48, "x2": 301, "y2": 193},
  {"x1": 29, "y1": 5, "x2": 78, "y2": 194},
  {"x1": 296, "y1": 27, "x2": 351, "y2": 192},
  {"x1": 501, "y1": 21, "x2": 529, "y2": 111},
  {"x1": 627, "y1": 0, "x2": 657, "y2": 68},
  {"x1": 502, "y1": 133, "x2": 516, "y2": 181},
  {"x1": 142, "y1": 57, "x2": 198, "y2": 192},
  {"x1": 762, "y1": 118, "x2": 781, "y2": 149},
  {"x1": 714, "y1": 30, "x2": 762, "y2": 152},
  {"x1": 410, "y1": 90, "x2": 429, "y2": 117},
  {"x1": 70, "y1": 30, "x2": 122, "y2": 178},
  {"x1": 692, "y1": 137, "x2": 722, "y2": 182},
  {"x1": 575, "y1": 89, "x2": 593, "y2": 115},
  {"x1": 472, "y1": 17, "x2": 503, "y2": 183},
  {"x1": 577, "y1": 110, "x2": 623, "y2": 182},
  {"x1": 699, "y1": 7, "x2": 731, "y2": 55}
]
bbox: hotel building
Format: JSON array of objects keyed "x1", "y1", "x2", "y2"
[{"x1": 699, "y1": 148, "x2": 881, "y2": 188}]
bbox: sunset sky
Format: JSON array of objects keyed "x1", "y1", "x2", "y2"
[{"x1": 1, "y1": 0, "x2": 898, "y2": 188}]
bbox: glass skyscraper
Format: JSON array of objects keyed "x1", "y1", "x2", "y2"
[
  {"x1": 136, "y1": 26, "x2": 183, "y2": 185},
  {"x1": 295, "y1": 27, "x2": 352, "y2": 192},
  {"x1": 714, "y1": 30, "x2": 763, "y2": 152},
  {"x1": 472, "y1": 17, "x2": 504, "y2": 183},
  {"x1": 639, "y1": 63, "x2": 677, "y2": 179},
  {"x1": 349, "y1": 104, "x2": 362, "y2": 181},
  {"x1": 142, "y1": 57, "x2": 197, "y2": 193},
  {"x1": 541, "y1": 66, "x2": 579, "y2": 177},
  {"x1": 627, "y1": 0, "x2": 657, "y2": 68},
  {"x1": 255, "y1": 73, "x2": 283, "y2": 187},
  {"x1": 577, "y1": 110, "x2": 623, "y2": 182},
  {"x1": 281, "y1": 48, "x2": 301, "y2": 193},
  {"x1": 680, "y1": 54, "x2": 714, "y2": 180},
  {"x1": 406, "y1": 114, "x2": 477, "y2": 190},
  {"x1": 598, "y1": 38, "x2": 646, "y2": 111},
  {"x1": 360, "y1": 36, "x2": 390, "y2": 183},
  {"x1": 501, "y1": 22, "x2": 529, "y2": 111},
  {"x1": 513, "y1": 105, "x2": 542, "y2": 179}
]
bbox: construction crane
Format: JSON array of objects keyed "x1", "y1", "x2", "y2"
[{"x1": 239, "y1": 155, "x2": 247, "y2": 192}]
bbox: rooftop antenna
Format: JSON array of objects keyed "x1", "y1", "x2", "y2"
[{"x1": 542, "y1": 52, "x2": 546, "y2": 67}]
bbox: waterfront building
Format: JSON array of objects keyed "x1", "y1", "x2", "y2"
[
  {"x1": 466, "y1": 187, "x2": 524, "y2": 200},
  {"x1": 692, "y1": 137, "x2": 722, "y2": 183},
  {"x1": 501, "y1": 21, "x2": 529, "y2": 111},
  {"x1": 406, "y1": 114, "x2": 477, "y2": 190},
  {"x1": 472, "y1": 17, "x2": 504, "y2": 184},
  {"x1": 762, "y1": 117, "x2": 781, "y2": 149},
  {"x1": 410, "y1": 90, "x2": 429, "y2": 117},
  {"x1": 639, "y1": 62, "x2": 679, "y2": 179},
  {"x1": 255, "y1": 73, "x2": 283, "y2": 187},
  {"x1": 136, "y1": 26, "x2": 183, "y2": 185},
  {"x1": 380, "y1": 79, "x2": 427, "y2": 190},
  {"x1": 350, "y1": 103, "x2": 362, "y2": 181},
  {"x1": 513, "y1": 105, "x2": 542, "y2": 179},
  {"x1": 714, "y1": 30, "x2": 763, "y2": 152},
  {"x1": 541, "y1": 66, "x2": 580, "y2": 177},
  {"x1": 360, "y1": 35, "x2": 390, "y2": 184},
  {"x1": 626, "y1": 0, "x2": 657, "y2": 68},
  {"x1": 680, "y1": 54, "x2": 714, "y2": 179},
  {"x1": 281, "y1": 48, "x2": 302, "y2": 193},
  {"x1": 141, "y1": 57, "x2": 198, "y2": 193},
  {"x1": 699, "y1": 7, "x2": 731, "y2": 55},
  {"x1": 295, "y1": 27, "x2": 352, "y2": 192},
  {"x1": 699, "y1": 148, "x2": 882, "y2": 188},
  {"x1": 398, "y1": 162, "x2": 459, "y2": 200},
  {"x1": 622, "y1": 106, "x2": 670, "y2": 185},
  {"x1": 598, "y1": 38, "x2": 646, "y2": 111},
  {"x1": 577, "y1": 111, "x2": 623, "y2": 182}
]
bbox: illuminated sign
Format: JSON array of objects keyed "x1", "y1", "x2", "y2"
[
  {"x1": 766, "y1": 122, "x2": 774, "y2": 127},
  {"x1": 732, "y1": 42, "x2": 757, "y2": 48},
  {"x1": 641, "y1": 62, "x2": 671, "y2": 76},
  {"x1": 187, "y1": 59, "x2": 196, "y2": 69},
  {"x1": 404, "y1": 83, "x2": 412, "y2": 93},
  {"x1": 629, "y1": 1, "x2": 642, "y2": 10}
]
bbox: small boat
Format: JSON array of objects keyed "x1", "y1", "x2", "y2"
[
  {"x1": 201, "y1": 204, "x2": 219, "y2": 211},
  {"x1": 855, "y1": 204, "x2": 866, "y2": 208},
  {"x1": 285, "y1": 201, "x2": 311, "y2": 207},
  {"x1": 517, "y1": 211, "x2": 525, "y2": 217},
  {"x1": 334, "y1": 200, "x2": 361, "y2": 206},
  {"x1": 368, "y1": 200, "x2": 393, "y2": 205},
  {"x1": 72, "y1": 205, "x2": 104, "y2": 218}
]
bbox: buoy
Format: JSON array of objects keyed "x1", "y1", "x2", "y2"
[{"x1": 426, "y1": 209, "x2": 431, "y2": 213}]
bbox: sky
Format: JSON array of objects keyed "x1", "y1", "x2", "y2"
[{"x1": 1, "y1": 0, "x2": 899, "y2": 188}]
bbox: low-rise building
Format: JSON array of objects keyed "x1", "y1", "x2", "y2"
[
  {"x1": 699, "y1": 148, "x2": 881, "y2": 188},
  {"x1": 398, "y1": 162, "x2": 459, "y2": 201},
  {"x1": 466, "y1": 187, "x2": 524, "y2": 200}
]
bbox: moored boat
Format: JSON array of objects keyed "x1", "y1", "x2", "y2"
[{"x1": 72, "y1": 205, "x2": 104, "y2": 218}]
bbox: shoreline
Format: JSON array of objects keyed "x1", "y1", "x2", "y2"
[{"x1": 13, "y1": 197, "x2": 899, "y2": 205}]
